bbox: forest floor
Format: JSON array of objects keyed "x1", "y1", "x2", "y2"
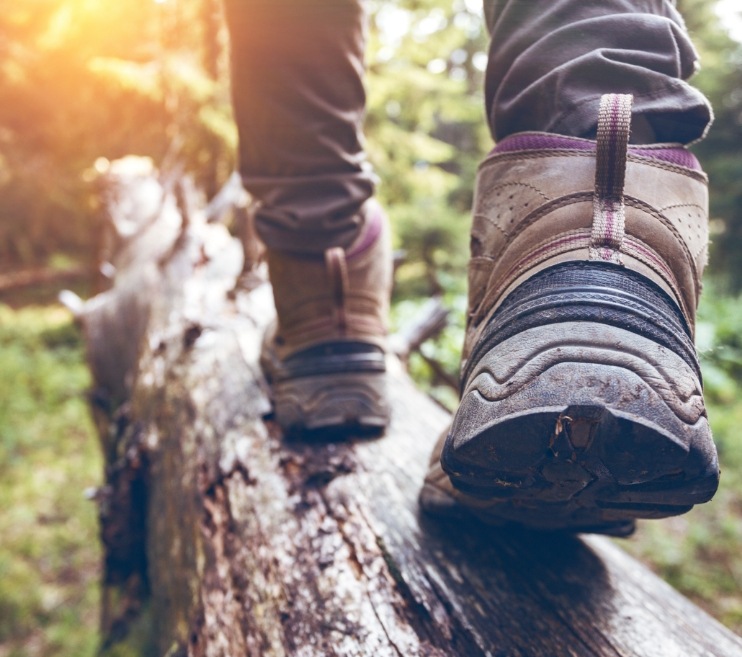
[
  {"x1": 0, "y1": 304, "x2": 101, "y2": 657},
  {"x1": 1, "y1": 289, "x2": 741, "y2": 656}
]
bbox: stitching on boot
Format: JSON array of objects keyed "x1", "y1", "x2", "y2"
[
  {"x1": 501, "y1": 230, "x2": 591, "y2": 282},
  {"x1": 624, "y1": 195, "x2": 700, "y2": 306},
  {"x1": 481, "y1": 192, "x2": 593, "y2": 264},
  {"x1": 483, "y1": 149, "x2": 706, "y2": 182},
  {"x1": 622, "y1": 237, "x2": 682, "y2": 301},
  {"x1": 590, "y1": 94, "x2": 632, "y2": 264}
]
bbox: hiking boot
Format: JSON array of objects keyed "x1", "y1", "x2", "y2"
[
  {"x1": 261, "y1": 199, "x2": 392, "y2": 434},
  {"x1": 420, "y1": 94, "x2": 719, "y2": 535}
]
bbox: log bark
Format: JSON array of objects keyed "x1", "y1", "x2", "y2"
[{"x1": 79, "y1": 161, "x2": 742, "y2": 657}]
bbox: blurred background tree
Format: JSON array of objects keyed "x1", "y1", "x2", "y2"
[{"x1": 1, "y1": 0, "x2": 740, "y2": 291}]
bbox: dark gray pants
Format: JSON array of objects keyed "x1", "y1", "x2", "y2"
[{"x1": 224, "y1": 0, "x2": 711, "y2": 254}]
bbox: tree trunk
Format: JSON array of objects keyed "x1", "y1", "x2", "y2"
[{"x1": 76, "y1": 159, "x2": 742, "y2": 657}]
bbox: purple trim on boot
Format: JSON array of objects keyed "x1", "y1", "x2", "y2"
[
  {"x1": 494, "y1": 133, "x2": 594, "y2": 153},
  {"x1": 347, "y1": 202, "x2": 384, "y2": 258},
  {"x1": 492, "y1": 133, "x2": 701, "y2": 171},
  {"x1": 629, "y1": 146, "x2": 701, "y2": 170}
]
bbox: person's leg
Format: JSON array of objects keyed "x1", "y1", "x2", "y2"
[
  {"x1": 225, "y1": 0, "x2": 392, "y2": 433},
  {"x1": 482, "y1": 0, "x2": 711, "y2": 143},
  {"x1": 422, "y1": 0, "x2": 719, "y2": 535},
  {"x1": 224, "y1": 0, "x2": 375, "y2": 253}
]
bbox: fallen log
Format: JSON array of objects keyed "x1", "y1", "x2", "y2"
[{"x1": 76, "y1": 159, "x2": 742, "y2": 656}]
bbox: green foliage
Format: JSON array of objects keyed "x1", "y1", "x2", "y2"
[
  {"x1": 390, "y1": 283, "x2": 467, "y2": 409},
  {"x1": 5, "y1": 0, "x2": 742, "y2": 292},
  {"x1": 366, "y1": 0, "x2": 490, "y2": 405},
  {"x1": 0, "y1": 305, "x2": 101, "y2": 656},
  {"x1": 678, "y1": 0, "x2": 742, "y2": 288},
  {"x1": 622, "y1": 287, "x2": 742, "y2": 634},
  {"x1": 366, "y1": 0, "x2": 489, "y2": 300},
  {"x1": 0, "y1": 0, "x2": 235, "y2": 270}
]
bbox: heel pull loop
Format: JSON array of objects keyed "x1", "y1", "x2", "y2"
[
  {"x1": 325, "y1": 247, "x2": 349, "y2": 333},
  {"x1": 590, "y1": 93, "x2": 633, "y2": 264}
]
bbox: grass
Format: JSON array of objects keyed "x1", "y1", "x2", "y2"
[{"x1": 0, "y1": 304, "x2": 101, "y2": 657}]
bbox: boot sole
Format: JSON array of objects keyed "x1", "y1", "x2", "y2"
[
  {"x1": 441, "y1": 322, "x2": 719, "y2": 531},
  {"x1": 274, "y1": 370, "x2": 389, "y2": 434}
]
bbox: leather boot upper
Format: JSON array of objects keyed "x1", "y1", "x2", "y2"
[
  {"x1": 265, "y1": 200, "x2": 392, "y2": 361},
  {"x1": 464, "y1": 94, "x2": 708, "y2": 365}
]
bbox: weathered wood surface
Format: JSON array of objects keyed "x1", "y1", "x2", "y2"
[{"x1": 78, "y1": 160, "x2": 742, "y2": 657}]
